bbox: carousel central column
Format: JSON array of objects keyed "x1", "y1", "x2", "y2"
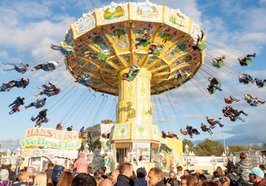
[{"x1": 117, "y1": 68, "x2": 152, "y2": 128}]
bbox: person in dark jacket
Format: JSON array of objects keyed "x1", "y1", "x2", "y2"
[
  {"x1": 135, "y1": 167, "x2": 147, "y2": 186},
  {"x1": 52, "y1": 165, "x2": 64, "y2": 186},
  {"x1": 114, "y1": 163, "x2": 134, "y2": 186},
  {"x1": 71, "y1": 173, "x2": 96, "y2": 186},
  {"x1": 148, "y1": 167, "x2": 165, "y2": 186}
]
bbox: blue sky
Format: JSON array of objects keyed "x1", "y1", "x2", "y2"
[{"x1": 0, "y1": 0, "x2": 266, "y2": 150}]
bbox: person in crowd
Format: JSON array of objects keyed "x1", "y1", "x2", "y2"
[
  {"x1": 67, "y1": 126, "x2": 73, "y2": 131},
  {"x1": 87, "y1": 166, "x2": 94, "y2": 177},
  {"x1": 51, "y1": 44, "x2": 73, "y2": 56},
  {"x1": 202, "y1": 180, "x2": 220, "y2": 186},
  {"x1": 31, "y1": 109, "x2": 49, "y2": 127},
  {"x1": 227, "y1": 166, "x2": 240, "y2": 186},
  {"x1": 238, "y1": 53, "x2": 256, "y2": 66},
  {"x1": 110, "y1": 169, "x2": 119, "y2": 185},
  {"x1": 0, "y1": 78, "x2": 30, "y2": 92},
  {"x1": 254, "y1": 78, "x2": 266, "y2": 88},
  {"x1": 34, "y1": 82, "x2": 60, "y2": 97},
  {"x1": 259, "y1": 165, "x2": 266, "y2": 178},
  {"x1": 216, "y1": 166, "x2": 224, "y2": 178},
  {"x1": 31, "y1": 61, "x2": 59, "y2": 72},
  {"x1": 236, "y1": 152, "x2": 251, "y2": 184},
  {"x1": 0, "y1": 169, "x2": 13, "y2": 186},
  {"x1": 148, "y1": 167, "x2": 165, "y2": 186},
  {"x1": 71, "y1": 173, "x2": 97, "y2": 186},
  {"x1": 79, "y1": 126, "x2": 86, "y2": 138},
  {"x1": 101, "y1": 166, "x2": 108, "y2": 179},
  {"x1": 57, "y1": 171, "x2": 73, "y2": 186},
  {"x1": 13, "y1": 170, "x2": 30, "y2": 186},
  {"x1": 99, "y1": 179, "x2": 113, "y2": 186},
  {"x1": 74, "y1": 152, "x2": 89, "y2": 174},
  {"x1": 225, "y1": 157, "x2": 234, "y2": 174},
  {"x1": 6, "y1": 164, "x2": 16, "y2": 182},
  {"x1": 247, "y1": 167, "x2": 266, "y2": 186},
  {"x1": 244, "y1": 94, "x2": 265, "y2": 106},
  {"x1": 3, "y1": 62, "x2": 30, "y2": 74},
  {"x1": 180, "y1": 175, "x2": 199, "y2": 186},
  {"x1": 52, "y1": 164, "x2": 65, "y2": 186},
  {"x1": 8, "y1": 96, "x2": 25, "y2": 115},
  {"x1": 27, "y1": 167, "x2": 36, "y2": 186},
  {"x1": 25, "y1": 98, "x2": 47, "y2": 109},
  {"x1": 218, "y1": 176, "x2": 231, "y2": 186},
  {"x1": 45, "y1": 162, "x2": 54, "y2": 186},
  {"x1": 238, "y1": 74, "x2": 254, "y2": 84},
  {"x1": 176, "y1": 166, "x2": 183, "y2": 183},
  {"x1": 207, "y1": 77, "x2": 222, "y2": 94},
  {"x1": 224, "y1": 96, "x2": 240, "y2": 104},
  {"x1": 212, "y1": 56, "x2": 225, "y2": 68},
  {"x1": 166, "y1": 171, "x2": 179, "y2": 186},
  {"x1": 206, "y1": 116, "x2": 224, "y2": 128},
  {"x1": 198, "y1": 174, "x2": 207, "y2": 185},
  {"x1": 114, "y1": 163, "x2": 134, "y2": 186},
  {"x1": 33, "y1": 172, "x2": 47, "y2": 186},
  {"x1": 200, "y1": 123, "x2": 213, "y2": 135},
  {"x1": 56, "y1": 122, "x2": 63, "y2": 130},
  {"x1": 94, "y1": 170, "x2": 104, "y2": 185},
  {"x1": 134, "y1": 167, "x2": 147, "y2": 186}
]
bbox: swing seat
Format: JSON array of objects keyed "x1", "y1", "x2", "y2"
[
  {"x1": 217, "y1": 60, "x2": 224, "y2": 68},
  {"x1": 153, "y1": 50, "x2": 161, "y2": 57},
  {"x1": 198, "y1": 42, "x2": 206, "y2": 51},
  {"x1": 245, "y1": 59, "x2": 252, "y2": 65},
  {"x1": 126, "y1": 75, "x2": 135, "y2": 82},
  {"x1": 177, "y1": 42, "x2": 187, "y2": 51},
  {"x1": 98, "y1": 52, "x2": 107, "y2": 61},
  {"x1": 141, "y1": 40, "x2": 149, "y2": 47},
  {"x1": 216, "y1": 83, "x2": 222, "y2": 89}
]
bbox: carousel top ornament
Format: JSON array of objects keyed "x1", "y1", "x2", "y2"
[{"x1": 63, "y1": 1, "x2": 206, "y2": 95}]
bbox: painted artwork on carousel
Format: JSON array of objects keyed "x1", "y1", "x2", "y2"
[
  {"x1": 136, "y1": 4, "x2": 158, "y2": 18},
  {"x1": 74, "y1": 13, "x2": 96, "y2": 38},
  {"x1": 164, "y1": 7, "x2": 190, "y2": 34},
  {"x1": 97, "y1": 3, "x2": 128, "y2": 25},
  {"x1": 152, "y1": 125, "x2": 160, "y2": 140},
  {"x1": 117, "y1": 124, "x2": 129, "y2": 139},
  {"x1": 134, "y1": 125, "x2": 148, "y2": 139},
  {"x1": 104, "y1": 6, "x2": 125, "y2": 20},
  {"x1": 129, "y1": 2, "x2": 162, "y2": 22}
]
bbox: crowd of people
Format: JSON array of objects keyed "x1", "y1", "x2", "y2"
[{"x1": 0, "y1": 151, "x2": 265, "y2": 186}]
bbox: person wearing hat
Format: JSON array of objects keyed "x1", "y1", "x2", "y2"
[
  {"x1": 246, "y1": 167, "x2": 266, "y2": 186},
  {"x1": 135, "y1": 167, "x2": 147, "y2": 186}
]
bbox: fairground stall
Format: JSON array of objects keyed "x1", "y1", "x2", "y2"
[{"x1": 19, "y1": 128, "x2": 81, "y2": 171}]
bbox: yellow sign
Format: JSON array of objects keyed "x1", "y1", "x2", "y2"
[{"x1": 20, "y1": 128, "x2": 81, "y2": 150}]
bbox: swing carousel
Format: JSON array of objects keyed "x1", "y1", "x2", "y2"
[{"x1": 62, "y1": 1, "x2": 206, "y2": 167}]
